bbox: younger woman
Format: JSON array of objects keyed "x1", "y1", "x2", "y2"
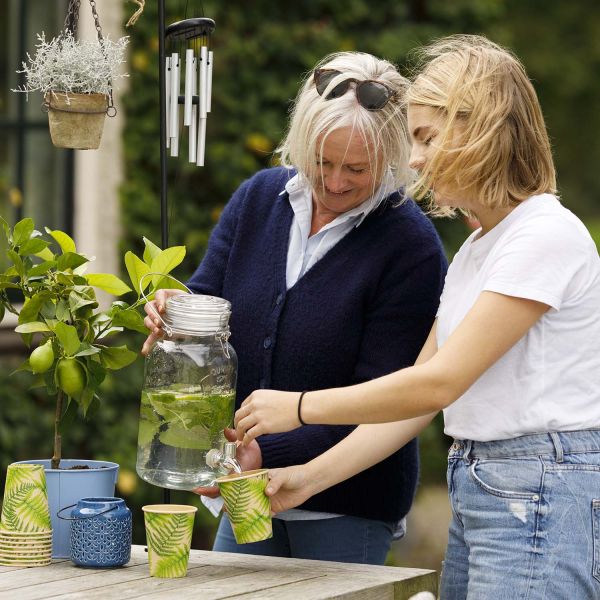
[{"x1": 234, "y1": 35, "x2": 600, "y2": 599}]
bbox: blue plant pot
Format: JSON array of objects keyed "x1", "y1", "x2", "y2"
[
  {"x1": 14, "y1": 459, "x2": 119, "y2": 558},
  {"x1": 67, "y1": 497, "x2": 132, "y2": 567}
]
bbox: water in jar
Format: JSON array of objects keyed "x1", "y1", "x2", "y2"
[{"x1": 136, "y1": 384, "x2": 236, "y2": 489}]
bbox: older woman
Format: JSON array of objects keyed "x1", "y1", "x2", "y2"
[{"x1": 142, "y1": 51, "x2": 446, "y2": 565}]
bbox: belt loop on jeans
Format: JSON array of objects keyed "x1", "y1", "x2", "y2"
[
  {"x1": 462, "y1": 439, "x2": 473, "y2": 462},
  {"x1": 550, "y1": 432, "x2": 564, "y2": 463}
]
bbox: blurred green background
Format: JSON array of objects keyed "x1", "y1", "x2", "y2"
[{"x1": 1, "y1": 0, "x2": 599, "y2": 571}]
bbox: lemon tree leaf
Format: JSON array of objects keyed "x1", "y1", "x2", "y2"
[
  {"x1": 19, "y1": 238, "x2": 49, "y2": 256},
  {"x1": 15, "y1": 321, "x2": 51, "y2": 333},
  {"x1": 111, "y1": 307, "x2": 148, "y2": 334},
  {"x1": 54, "y1": 322, "x2": 81, "y2": 356},
  {"x1": 86, "y1": 273, "x2": 132, "y2": 296},
  {"x1": 98, "y1": 345, "x2": 138, "y2": 369},
  {"x1": 35, "y1": 246, "x2": 55, "y2": 261},
  {"x1": 13, "y1": 218, "x2": 34, "y2": 247},
  {"x1": 150, "y1": 246, "x2": 186, "y2": 286},
  {"x1": 18, "y1": 294, "x2": 47, "y2": 324},
  {"x1": 142, "y1": 237, "x2": 162, "y2": 264},
  {"x1": 124, "y1": 251, "x2": 151, "y2": 296},
  {"x1": 46, "y1": 228, "x2": 76, "y2": 254}
]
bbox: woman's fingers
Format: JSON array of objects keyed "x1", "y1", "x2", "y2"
[
  {"x1": 265, "y1": 469, "x2": 285, "y2": 496},
  {"x1": 234, "y1": 391, "x2": 301, "y2": 443},
  {"x1": 144, "y1": 299, "x2": 161, "y2": 319},
  {"x1": 235, "y1": 414, "x2": 261, "y2": 445},
  {"x1": 141, "y1": 327, "x2": 165, "y2": 356},
  {"x1": 143, "y1": 315, "x2": 162, "y2": 333},
  {"x1": 192, "y1": 485, "x2": 220, "y2": 498},
  {"x1": 142, "y1": 290, "x2": 181, "y2": 354}
]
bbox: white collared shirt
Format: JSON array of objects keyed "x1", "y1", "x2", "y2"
[
  {"x1": 274, "y1": 170, "x2": 400, "y2": 524},
  {"x1": 283, "y1": 171, "x2": 395, "y2": 289}
]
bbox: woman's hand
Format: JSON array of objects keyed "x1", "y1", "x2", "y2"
[
  {"x1": 192, "y1": 428, "x2": 262, "y2": 498},
  {"x1": 266, "y1": 466, "x2": 315, "y2": 514},
  {"x1": 235, "y1": 390, "x2": 302, "y2": 445},
  {"x1": 141, "y1": 288, "x2": 187, "y2": 355}
]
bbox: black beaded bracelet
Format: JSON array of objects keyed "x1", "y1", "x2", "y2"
[{"x1": 297, "y1": 391, "x2": 308, "y2": 426}]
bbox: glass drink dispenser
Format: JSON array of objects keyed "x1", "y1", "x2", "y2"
[{"x1": 136, "y1": 294, "x2": 238, "y2": 490}]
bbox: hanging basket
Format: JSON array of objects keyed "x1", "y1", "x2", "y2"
[{"x1": 44, "y1": 92, "x2": 109, "y2": 150}]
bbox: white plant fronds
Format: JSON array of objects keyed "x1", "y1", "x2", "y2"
[{"x1": 14, "y1": 32, "x2": 129, "y2": 97}]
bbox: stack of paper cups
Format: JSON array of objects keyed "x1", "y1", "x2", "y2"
[{"x1": 0, "y1": 463, "x2": 52, "y2": 566}]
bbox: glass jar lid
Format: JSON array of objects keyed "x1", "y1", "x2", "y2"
[{"x1": 163, "y1": 294, "x2": 231, "y2": 336}]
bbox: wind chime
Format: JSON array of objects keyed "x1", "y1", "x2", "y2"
[
  {"x1": 156, "y1": 9, "x2": 216, "y2": 505},
  {"x1": 163, "y1": 17, "x2": 215, "y2": 166}
]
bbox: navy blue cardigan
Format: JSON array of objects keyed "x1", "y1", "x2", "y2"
[{"x1": 188, "y1": 167, "x2": 447, "y2": 521}]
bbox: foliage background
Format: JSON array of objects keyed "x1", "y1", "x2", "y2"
[{"x1": 1, "y1": 0, "x2": 600, "y2": 569}]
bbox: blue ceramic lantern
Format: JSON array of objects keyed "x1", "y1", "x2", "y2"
[{"x1": 68, "y1": 497, "x2": 132, "y2": 567}]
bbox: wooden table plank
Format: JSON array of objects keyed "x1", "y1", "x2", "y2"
[
  {"x1": 227, "y1": 571, "x2": 438, "y2": 600},
  {"x1": 43, "y1": 565, "x2": 263, "y2": 600},
  {"x1": 220, "y1": 575, "x2": 395, "y2": 600},
  {"x1": 93, "y1": 570, "x2": 327, "y2": 600},
  {"x1": 0, "y1": 554, "x2": 147, "y2": 594},
  {"x1": 0, "y1": 544, "x2": 438, "y2": 599}
]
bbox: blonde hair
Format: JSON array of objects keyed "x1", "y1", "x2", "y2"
[
  {"x1": 277, "y1": 52, "x2": 411, "y2": 194},
  {"x1": 408, "y1": 35, "x2": 556, "y2": 215}
]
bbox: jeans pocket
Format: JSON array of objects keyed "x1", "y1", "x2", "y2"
[
  {"x1": 468, "y1": 458, "x2": 542, "y2": 499},
  {"x1": 593, "y1": 500, "x2": 600, "y2": 582}
]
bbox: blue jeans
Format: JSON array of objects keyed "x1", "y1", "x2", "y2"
[
  {"x1": 213, "y1": 514, "x2": 396, "y2": 564},
  {"x1": 440, "y1": 430, "x2": 600, "y2": 600}
]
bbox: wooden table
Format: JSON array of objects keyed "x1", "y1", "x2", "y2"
[{"x1": 0, "y1": 545, "x2": 437, "y2": 599}]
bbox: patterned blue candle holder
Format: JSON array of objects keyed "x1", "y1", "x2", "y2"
[{"x1": 58, "y1": 497, "x2": 132, "y2": 567}]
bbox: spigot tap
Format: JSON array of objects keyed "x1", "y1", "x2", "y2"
[{"x1": 206, "y1": 442, "x2": 242, "y2": 474}]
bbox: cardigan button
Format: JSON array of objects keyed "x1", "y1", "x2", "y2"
[
  {"x1": 263, "y1": 337, "x2": 272, "y2": 349},
  {"x1": 275, "y1": 293, "x2": 284, "y2": 306}
]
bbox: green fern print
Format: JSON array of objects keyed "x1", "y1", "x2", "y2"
[
  {"x1": 1, "y1": 464, "x2": 51, "y2": 532},
  {"x1": 144, "y1": 511, "x2": 195, "y2": 578},
  {"x1": 218, "y1": 470, "x2": 272, "y2": 544}
]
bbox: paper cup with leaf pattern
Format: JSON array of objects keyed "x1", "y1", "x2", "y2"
[
  {"x1": 142, "y1": 504, "x2": 197, "y2": 578},
  {"x1": 1, "y1": 463, "x2": 51, "y2": 532},
  {"x1": 215, "y1": 469, "x2": 272, "y2": 544}
]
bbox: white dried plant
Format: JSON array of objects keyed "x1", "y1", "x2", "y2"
[{"x1": 14, "y1": 32, "x2": 129, "y2": 98}]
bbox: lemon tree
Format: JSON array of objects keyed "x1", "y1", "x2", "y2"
[{"x1": 0, "y1": 217, "x2": 188, "y2": 468}]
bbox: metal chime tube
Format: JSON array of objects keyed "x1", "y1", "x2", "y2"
[
  {"x1": 206, "y1": 50, "x2": 214, "y2": 113},
  {"x1": 184, "y1": 48, "x2": 194, "y2": 125},
  {"x1": 169, "y1": 52, "x2": 180, "y2": 157},
  {"x1": 196, "y1": 45, "x2": 208, "y2": 166},
  {"x1": 188, "y1": 54, "x2": 198, "y2": 163},
  {"x1": 165, "y1": 56, "x2": 171, "y2": 148}
]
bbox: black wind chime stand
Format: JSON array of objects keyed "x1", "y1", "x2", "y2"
[{"x1": 157, "y1": 0, "x2": 216, "y2": 503}]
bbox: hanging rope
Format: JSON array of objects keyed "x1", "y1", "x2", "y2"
[{"x1": 126, "y1": 0, "x2": 146, "y2": 27}]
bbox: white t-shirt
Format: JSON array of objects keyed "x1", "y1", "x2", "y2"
[{"x1": 438, "y1": 194, "x2": 600, "y2": 441}]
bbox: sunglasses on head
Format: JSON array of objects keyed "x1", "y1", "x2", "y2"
[{"x1": 313, "y1": 68, "x2": 397, "y2": 111}]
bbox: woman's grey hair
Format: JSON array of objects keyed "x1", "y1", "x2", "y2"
[{"x1": 276, "y1": 52, "x2": 411, "y2": 194}]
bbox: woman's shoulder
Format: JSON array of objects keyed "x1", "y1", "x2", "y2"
[
  {"x1": 226, "y1": 167, "x2": 295, "y2": 217},
  {"x1": 239, "y1": 166, "x2": 296, "y2": 194},
  {"x1": 377, "y1": 193, "x2": 443, "y2": 246},
  {"x1": 506, "y1": 194, "x2": 595, "y2": 252}
]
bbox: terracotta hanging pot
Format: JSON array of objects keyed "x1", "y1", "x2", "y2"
[{"x1": 44, "y1": 92, "x2": 110, "y2": 150}]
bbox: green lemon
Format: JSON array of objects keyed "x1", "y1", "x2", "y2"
[
  {"x1": 56, "y1": 358, "x2": 86, "y2": 398},
  {"x1": 29, "y1": 340, "x2": 55, "y2": 374}
]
